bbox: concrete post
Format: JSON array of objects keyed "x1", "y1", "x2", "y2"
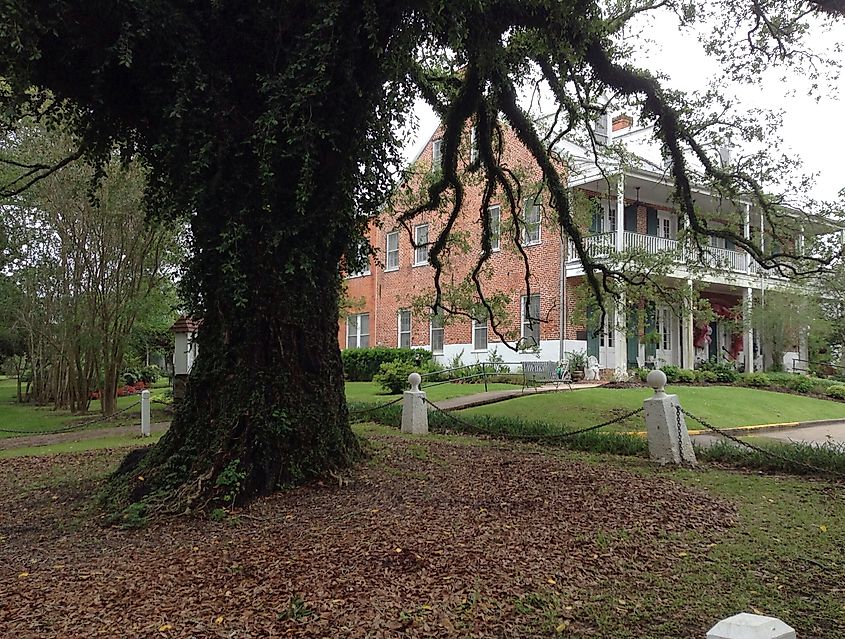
[
  {"x1": 401, "y1": 373, "x2": 428, "y2": 435},
  {"x1": 141, "y1": 390, "x2": 151, "y2": 437},
  {"x1": 707, "y1": 613, "x2": 795, "y2": 639},
  {"x1": 643, "y1": 370, "x2": 696, "y2": 465}
]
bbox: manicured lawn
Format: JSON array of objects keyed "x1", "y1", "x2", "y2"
[
  {"x1": 461, "y1": 386, "x2": 845, "y2": 432},
  {"x1": 345, "y1": 380, "x2": 521, "y2": 404},
  {"x1": 0, "y1": 378, "x2": 171, "y2": 438}
]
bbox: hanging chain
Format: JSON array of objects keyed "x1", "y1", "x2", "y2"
[{"x1": 678, "y1": 405, "x2": 845, "y2": 480}]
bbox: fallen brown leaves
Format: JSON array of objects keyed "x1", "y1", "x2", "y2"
[{"x1": 0, "y1": 436, "x2": 735, "y2": 638}]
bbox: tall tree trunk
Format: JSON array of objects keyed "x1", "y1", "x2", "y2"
[{"x1": 107, "y1": 165, "x2": 362, "y2": 512}]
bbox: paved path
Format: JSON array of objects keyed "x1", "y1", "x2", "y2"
[
  {"x1": 433, "y1": 382, "x2": 604, "y2": 411},
  {"x1": 693, "y1": 420, "x2": 845, "y2": 447}
]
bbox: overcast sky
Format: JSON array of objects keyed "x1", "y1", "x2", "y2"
[{"x1": 404, "y1": 11, "x2": 845, "y2": 203}]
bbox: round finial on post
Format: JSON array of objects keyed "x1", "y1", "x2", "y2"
[
  {"x1": 408, "y1": 372, "x2": 422, "y2": 393},
  {"x1": 646, "y1": 369, "x2": 667, "y2": 396}
]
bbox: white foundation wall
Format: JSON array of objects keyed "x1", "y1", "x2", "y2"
[{"x1": 427, "y1": 340, "x2": 589, "y2": 370}]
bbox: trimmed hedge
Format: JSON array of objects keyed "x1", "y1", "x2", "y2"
[{"x1": 342, "y1": 347, "x2": 431, "y2": 381}]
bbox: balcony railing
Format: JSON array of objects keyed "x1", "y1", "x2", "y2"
[{"x1": 567, "y1": 231, "x2": 771, "y2": 277}]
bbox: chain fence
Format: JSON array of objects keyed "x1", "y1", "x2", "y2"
[
  {"x1": 0, "y1": 400, "x2": 142, "y2": 436},
  {"x1": 348, "y1": 396, "x2": 404, "y2": 419},
  {"x1": 422, "y1": 396, "x2": 644, "y2": 442},
  {"x1": 678, "y1": 405, "x2": 845, "y2": 480}
]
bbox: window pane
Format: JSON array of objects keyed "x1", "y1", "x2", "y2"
[
  {"x1": 414, "y1": 224, "x2": 429, "y2": 264},
  {"x1": 521, "y1": 294, "x2": 540, "y2": 345},
  {"x1": 432, "y1": 139, "x2": 442, "y2": 170},
  {"x1": 473, "y1": 320, "x2": 488, "y2": 351},
  {"x1": 347, "y1": 315, "x2": 358, "y2": 348},
  {"x1": 523, "y1": 199, "x2": 541, "y2": 244},
  {"x1": 489, "y1": 205, "x2": 501, "y2": 251},
  {"x1": 360, "y1": 313, "x2": 369, "y2": 337},
  {"x1": 386, "y1": 232, "x2": 399, "y2": 270}
]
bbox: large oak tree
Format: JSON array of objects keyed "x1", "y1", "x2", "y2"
[{"x1": 0, "y1": 0, "x2": 841, "y2": 513}]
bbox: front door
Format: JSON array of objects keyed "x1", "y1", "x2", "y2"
[{"x1": 657, "y1": 211, "x2": 676, "y2": 240}]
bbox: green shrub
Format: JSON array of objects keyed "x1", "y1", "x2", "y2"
[
  {"x1": 342, "y1": 347, "x2": 431, "y2": 381},
  {"x1": 675, "y1": 369, "x2": 696, "y2": 383},
  {"x1": 660, "y1": 365, "x2": 681, "y2": 383},
  {"x1": 788, "y1": 376, "x2": 816, "y2": 393},
  {"x1": 634, "y1": 368, "x2": 649, "y2": 382},
  {"x1": 826, "y1": 384, "x2": 845, "y2": 400},
  {"x1": 696, "y1": 370, "x2": 718, "y2": 383},
  {"x1": 695, "y1": 358, "x2": 738, "y2": 383},
  {"x1": 121, "y1": 368, "x2": 140, "y2": 385},
  {"x1": 373, "y1": 360, "x2": 417, "y2": 394},
  {"x1": 741, "y1": 372, "x2": 771, "y2": 388},
  {"x1": 139, "y1": 364, "x2": 162, "y2": 384}
]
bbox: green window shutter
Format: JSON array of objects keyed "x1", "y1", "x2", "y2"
[
  {"x1": 725, "y1": 237, "x2": 736, "y2": 251},
  {"x1": 590, "y1": 199, "x2": 603, "y2": 233},
  {"x1": 586, "y1": 308, "x2": 599, "y2": 357},
  {"x1": 626, "y1": 311, "x2": 639, "y2": 367},
  {"x1": 646, "y1": 207, "x2": 658, "y2": 236},
  {"x1": 624, "y1": 205, "x2": 637, "y2": 232}
]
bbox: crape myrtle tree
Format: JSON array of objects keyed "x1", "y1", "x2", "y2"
[{"x1": 0, "y1": 1, "x2": 842, "y2": 513}]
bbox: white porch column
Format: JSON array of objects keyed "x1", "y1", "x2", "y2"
[
  {"x1": 743, "y1": 203, "x2": 752, "y2": 273},
  {"x1": 613, "y1": 293, "x2": 627, "y2": 379},
  {"x1": 616, "y1": 173, "x2": 625, "y2": 252},
  {"x1": 683, "y1": 279, "x2": 695, "y2": 370},
  {"x1": 743, "y1": 287, "x2": 754, "y2": 373}
]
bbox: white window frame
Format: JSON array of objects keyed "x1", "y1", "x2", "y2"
[
  {"x1": 432, "y1": 138, "x2": 443, "y2": 171},
  {"x1": 347, "y1": 261, "x2": 371, "y2": 278},
  {"x1": 472, "y1": 318, "x2": 488, "y2": 352},
  {"x1": 430, "y1": 312, "x2": 444, "y2": 355},
  {"x1": 413, "y1": 223, "x2": 429, "y2": 266},
  {"x1": 520, "y1": 294, "x2": 541, "y2": 347},
  {"x1": 398, "y1": 309, "x2": 412, "y2": 348},
  {"x1": 488, "y1": 204, "x2": 501, "y2": 252},
  {"x1": 346, "y1": 313, "x2": 370, "y2": 349},
  {"x1": 523, "y1": 198, "x2": 541, "y2": 246},
  {"x1": 385, "y1": 231, "x2": 399, "y2": 271},
  {"x1": 470, "y1": 128, "x2": 479, "y2": 163}
]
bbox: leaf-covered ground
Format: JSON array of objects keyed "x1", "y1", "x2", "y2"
[{"x1": 0, "y1": 428, "x2": 842, "y2": 638}]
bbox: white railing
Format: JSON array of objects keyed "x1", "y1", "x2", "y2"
[
  {"x1": 567, "y1": 232, "x2": 614, "y2": 261},
  {"x1": 568, "y1": 231, "x2": 764, "y2": 277},
  {"x1": 622, "y1": 231, "x2": 680, "y2": 255}
]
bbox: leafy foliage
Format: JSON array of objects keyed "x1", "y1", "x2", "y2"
[{"x1": 342, "y1": 347, "x2": 431, "y2": 382}]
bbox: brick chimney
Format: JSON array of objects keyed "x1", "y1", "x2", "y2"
[{"x1": 612, "y1": 113, "x2": 633, "y2": 132}]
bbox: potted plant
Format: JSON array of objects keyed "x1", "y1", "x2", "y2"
[{"x1": 568, "y1": 350, "x2": 587, "y2": 381}]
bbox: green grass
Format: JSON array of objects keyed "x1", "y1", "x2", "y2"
[
  {"x1": 344, "y1": 380, "x2": 521, "y2": 404},
  {"x1": 0, "y1": 377, "x2": 171, "y2": 438},
  {"x1": 462, "y1": 386, "x2": 845, "y2": 432},
  {"x1": 0, "y1": 432, "x2": 164, "y2": 458}
]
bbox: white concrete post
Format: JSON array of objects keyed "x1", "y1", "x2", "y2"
[
  {"x1": 643, "y1": 370, "x2": 696, "y2": 465},
  {"x1": 707, "y1": 613, "x2": 795, "y2": 639},
  {"x1": 401, "y1": 373, "x2": 428, "y2": 435},
  {"x1": 141, "y1": 390, "x2": 151, "y2": 437}
]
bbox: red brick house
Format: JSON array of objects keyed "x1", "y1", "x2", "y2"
[{"x1": 339, "y1": 115, "x2": 837, "y2": 376}]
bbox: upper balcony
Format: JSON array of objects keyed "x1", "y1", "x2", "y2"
[{"x1": 566, "y1": 230, "x2": 773, "y2": 281}]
